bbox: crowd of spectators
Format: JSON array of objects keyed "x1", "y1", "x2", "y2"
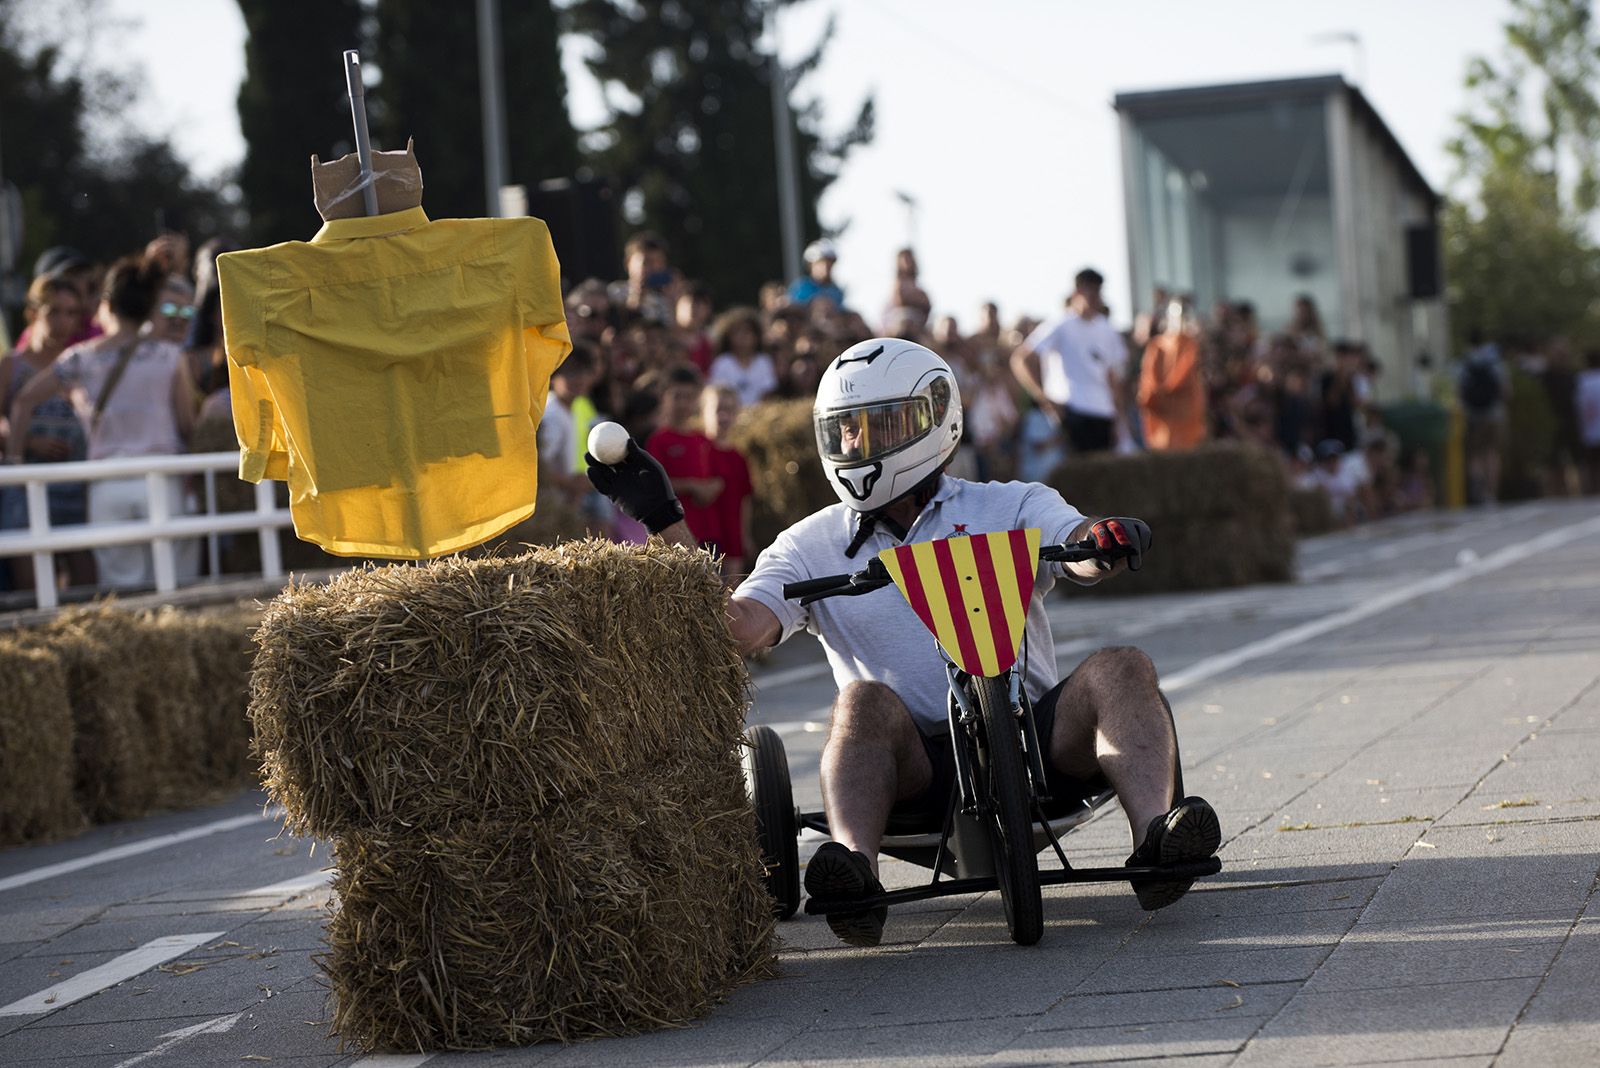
[{"x1": 6, "y1": 223, "x2": 1600, "y2": 599}]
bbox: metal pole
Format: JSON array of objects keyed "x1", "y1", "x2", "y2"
[
  {"x1": 477, "y1": 0, "x2": 510, "y2": 217},
  {"x1": 343, "y1": 50, "x2": 379, "y2": 216},
  {"x1": 769, "y1": 35, "x2": 803, "y2": 282}
]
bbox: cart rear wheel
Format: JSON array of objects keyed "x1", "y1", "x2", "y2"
[
  {"x1": 971, "y1": 676, "x2": 1043, "y2": 946},
  {"x1": 742, "y1": 724, "x2": 801, "y2": 920}
]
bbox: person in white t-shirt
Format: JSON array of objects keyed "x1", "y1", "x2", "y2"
[
  {"x1": 586, "y1": 338, "x2": 1220, "y2": 948},
  {"x1": 707, "y1": 306, "x2": 778, "y2": 407},
  {"x1": 1009, "y1": 267, "x2": 1129, "y2": 453},
  {"x1": 537, "y1": 345, "x2": 598, "y2": 505}
]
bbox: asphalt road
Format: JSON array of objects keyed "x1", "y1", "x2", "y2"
[{"x1": 1, "y1": 499, "x2": 1597, "y2": 1067}]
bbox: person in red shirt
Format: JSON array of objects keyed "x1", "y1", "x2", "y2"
[
  {"x1": 701, "y1": 383, "x2": 754, "y2": 580},
  {"x1": 644, "y1": 364, "x2": 722, "y2": 548}
]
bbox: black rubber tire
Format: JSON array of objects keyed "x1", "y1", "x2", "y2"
[
  {"x1": 742, "y1": 724, "x2": 801, "y2": 920},
  {"x1": 971, "y1": 676, "x2": 1043, "y2": 946}
]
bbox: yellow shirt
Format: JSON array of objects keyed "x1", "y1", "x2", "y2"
[{"x1": 218, "y1": 207, "x2": 571, "y2": 558}]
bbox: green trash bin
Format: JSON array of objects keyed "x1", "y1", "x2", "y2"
[{"x1": 1380, "y1": 401, "x2": 1451, "y2": 505}]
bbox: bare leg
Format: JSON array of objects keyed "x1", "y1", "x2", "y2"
[
  {"x1": 1046, "y1": 646, "x2": 1178, "y2": 846},
  {"x1": 820, "y1": 681, "x2": 933, "y2": 874}
]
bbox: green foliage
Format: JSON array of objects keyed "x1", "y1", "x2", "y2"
[
  {"x1": 236, "y1": 0, "x2": 367, "y2": 246},
  {"x1": 370, "y1": 0, "x2": 579, "y2": 220},
  {"x1": 1443, "y1": 168, "x2": 1600, "y2": 348},
  {"x1": 0, "y1": 0, "x2": 237, "y2": 276},
  {"x1": 1446, "y1": 0, "x2": 1600, "y2": 348},
  {"x1": 564, "y1": 0, "x2": 873, "y2": 304}
]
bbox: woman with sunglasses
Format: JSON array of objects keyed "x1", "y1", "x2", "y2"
[{"x1": 150, "y1": 275, "x2": 198, "y2": 346}]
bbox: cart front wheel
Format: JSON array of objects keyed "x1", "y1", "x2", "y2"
[
  {"x1": 970, "y1": 675, "x2": 1043, "y2": 945},
  {"x1": 743, "y1": 724, "x2": 801, "y2": 920}
]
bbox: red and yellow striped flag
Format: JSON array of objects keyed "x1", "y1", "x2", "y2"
[{"x1": 878, "y1": 528, "x2": 1041, "y2": 677}]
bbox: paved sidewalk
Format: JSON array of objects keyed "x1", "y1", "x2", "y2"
[{"x1": 1, "y1": 501, "x2": 1596, "y2": 1066}]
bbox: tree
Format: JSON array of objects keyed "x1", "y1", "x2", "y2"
[
  {"x1": 236, "y1": 0, "x2": 367, "y2": 246},
  {"x1": 371, "y1": 0, "x2": 579, "y2": 220},
  {"x1": 1445, "y1": 0, "x2": 1600, "y2": 347},
  {"x1": 0, "y1": 0, "x2": 236, "y2": 285},
  {"x1": 564, "y1": 0, "x2": 873, "y2": 304}
]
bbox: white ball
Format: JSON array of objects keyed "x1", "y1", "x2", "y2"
[{"x1": 587, "y1": 420, "x2": 631, "y2": 465}]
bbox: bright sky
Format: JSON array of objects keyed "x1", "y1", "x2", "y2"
[{"x1": 107, "y1": 0, "x2": 1509, "y2": 328}]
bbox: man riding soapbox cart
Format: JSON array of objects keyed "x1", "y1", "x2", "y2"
[{"x1": 742, "y1": 528, "x2": 1222, "y2": 946}]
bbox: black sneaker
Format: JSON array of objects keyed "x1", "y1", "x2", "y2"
[
  {"x1": 1126, "y1": 796, "x2": 1222, "y2": 911},
  {"x1": 804, "y1": 841, "x2": 888, "y2": 947}
]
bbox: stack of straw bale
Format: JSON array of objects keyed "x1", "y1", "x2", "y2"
[
  {"x1": 0, "y1": 602, "x2": 258, "y2": 845},
  {"x1": 727, "y1": 398, "x2": 834, "y2": 556},
  {"x1": 249, "y1": 540, "x2": 775, "y2": 1051},
  {"x1": 1049, "y1": 442, "x2": 1295, "y2": 593}
]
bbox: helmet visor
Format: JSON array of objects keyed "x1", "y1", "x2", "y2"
[{"x1": 815, "y1": 398, "x2": 934, "y2": 464}]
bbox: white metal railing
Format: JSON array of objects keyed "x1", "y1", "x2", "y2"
[{"x1": 0, "y1": 451, "x2": 294, "y2": 610}]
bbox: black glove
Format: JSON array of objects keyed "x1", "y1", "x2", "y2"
[
  {"x1": 1089, "y1": 516, "x2": 1151, "y2": 572},
  {"x1": 584, "y1": 439, "x2": 685, "y2": 534}
]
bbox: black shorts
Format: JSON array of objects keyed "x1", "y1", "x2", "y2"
[
  {"x1": 886, "y1": 675, "x2": 1110, "y2": 834},
  {"x1": 1060, "y1": 407, "x2": 1115, "y2": 453}
]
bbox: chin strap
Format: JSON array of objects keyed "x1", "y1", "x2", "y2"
[{"x1": 843, "y1": 468, "x2": 945, "y2": 559}]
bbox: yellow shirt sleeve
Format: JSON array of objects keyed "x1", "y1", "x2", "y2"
[
  {"x1": 217, "y1": 250, "x2": 290, "y2": 483},
  {"x1": 508, "y1": 219, "x2": 572, "y2": 426}
]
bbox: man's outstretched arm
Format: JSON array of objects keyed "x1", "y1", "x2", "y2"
[{"x1": 649, "y1": 518, "x2": 783, "y2": 657}]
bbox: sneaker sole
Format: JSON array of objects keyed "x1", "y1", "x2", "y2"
[{"x1": 1134, "y1": 801, "x2": 1222, "y2": 911}]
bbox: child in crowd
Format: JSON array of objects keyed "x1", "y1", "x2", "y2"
[
  {"x1": 644, "y1": 365, "x2": 723, "y2": 551},
  {"x1": 708, "y1": 306, "x2": 778, "y2": 406},
  {"x1": 700, "y1": 383, "x2": 754, "y2": 580}
]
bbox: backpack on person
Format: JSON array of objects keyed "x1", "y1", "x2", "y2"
[{"x1": 1460, "y1": 360, "x2": 1503, "y2": 411}]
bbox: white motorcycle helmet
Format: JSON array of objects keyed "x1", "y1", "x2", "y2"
[{"x1": 813, "y1": 338, "x2": 963, "y2": 513}]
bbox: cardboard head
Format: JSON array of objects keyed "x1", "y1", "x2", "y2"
[{"x1": 310, "y1": 138, "x2": 424, "y2": 220}]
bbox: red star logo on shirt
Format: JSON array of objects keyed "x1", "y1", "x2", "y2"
[{"x1": 950, "y1": 523, "x2": 969, "y2": 536}]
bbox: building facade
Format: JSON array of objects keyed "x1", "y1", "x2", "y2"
[{"x1": 1115, "y1": 75, "x2": 1447, "y2": 400}]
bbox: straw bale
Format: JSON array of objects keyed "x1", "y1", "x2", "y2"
[
  {"x1": 147, "y1": 607, "x2": 258, "y2": 789},
  {"x1": 726, "y1": 399, "x2": 833, "y2": 555},
  {"x1": 1050, "y1": 442, "x2": 1289, "y2": 521},
  {"x1": 1289, "y1": 485, "x2": 1337, "y2": 536},
  {"x1": 324, "y1": 762, "x2": 776, "y2": 1051},
  {"x1": 250, "y1": 539, "x2": 749, "y2": 837},
  {"x1": 0, "y1": 641, "x2": 84, "y2": 845},
  {"x1": 21, "y1": 608, "x2": 155, "y2": 821}
]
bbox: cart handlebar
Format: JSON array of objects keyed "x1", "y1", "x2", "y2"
[{"x1": 784, "y1": 538, "x2": 1110, "y2": 605}]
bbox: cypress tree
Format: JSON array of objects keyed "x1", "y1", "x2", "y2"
[
  {"x1": 371, "y1": 0, "x2": 580, "y2": 219},
  {"x1": 236, "y1": 0, "x2": 367, "y2": 245}
]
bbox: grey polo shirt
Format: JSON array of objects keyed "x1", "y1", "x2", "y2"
[{"x1": 735, "y1": 476, "x2": 1091, "y2": 730}]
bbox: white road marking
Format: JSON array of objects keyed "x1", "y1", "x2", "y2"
[
  {"x1": 1163, "y1": 513, "x2": 1600, "y2": 695},
  {"x1": 111, "y1": 1011, "x2": 244, "y2": 1068},
  {"x1": 0, "y1": 811, "x2": 282, "y2": 895},
  {"x1": 0, "y1": 932, "x2": 224, "y2": 1017},
  {"x1": 350, "y1": 1056, "x2": 434, "y2": 1067},
  {"x1": 244, "y1": 870, "x2": 331, "y2": 897}
]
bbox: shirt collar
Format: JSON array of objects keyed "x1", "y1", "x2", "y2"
[
  {"x1": 311, "y1": 206, "x2": 430, "y2": 245},
  {"x1": 848, "y1": 475, "x2": 960, "y2": 544}
]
